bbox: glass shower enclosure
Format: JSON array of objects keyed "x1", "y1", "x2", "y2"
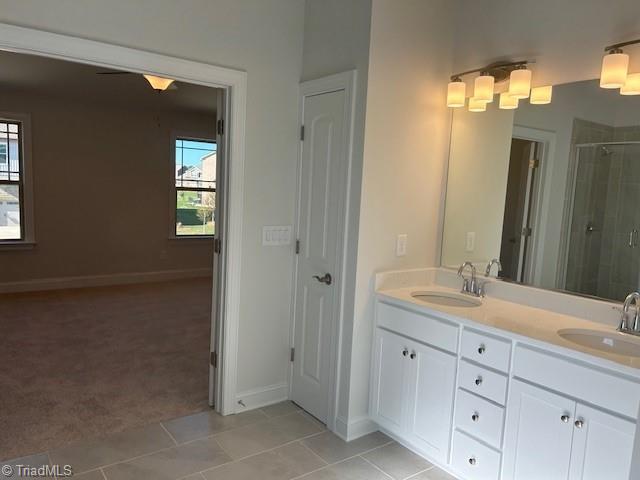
[{"x1": 564, "y1": 142, "x2": 640, "y2": 301}]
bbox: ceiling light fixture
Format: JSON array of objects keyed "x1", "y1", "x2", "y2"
[
  {"x1": 530, "y1": 85, "x2": 553, "y2": 104},
  {"x1": 600, "y1": 39, "x2": 640, "y2": 90},
  {"x1": 499, "y1": 92, "x2": 519, "y2": 109},
  {"x1": 447, "y1": 77, "x2": 466, "y2": 107},
  {"x1": 143, "y1": 74, "x2": 175, "y2": 91},
  {"x1": 621, "y1": 73, "x2": 640, "y2": 95},
  {"x1": 447, "y1": 60, "x2": 545, "y2": 111}
]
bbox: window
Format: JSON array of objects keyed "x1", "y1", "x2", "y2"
[
  {"x1": 173, "y1": 138, "x2": 216, "y2": 237},
  {"x1": 0, "y1": 120, "x2": 27, "y2": 241}
]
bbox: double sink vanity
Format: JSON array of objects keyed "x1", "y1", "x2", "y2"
[{"x1": 369, "y1": 267, "x2": 640, "y2": 480}]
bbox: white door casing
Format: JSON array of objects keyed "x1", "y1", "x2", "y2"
[{"x1": 290, "y1": 72, "x2": 356, "y2": 427}]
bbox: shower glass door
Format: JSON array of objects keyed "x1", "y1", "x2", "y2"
[{"x1": 565, "y1": 142, "x2": 640, "y2": 301}]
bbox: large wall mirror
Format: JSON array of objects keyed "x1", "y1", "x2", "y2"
[{"x1": 441, "y1": 79, "x2": 640, "y2": 302}]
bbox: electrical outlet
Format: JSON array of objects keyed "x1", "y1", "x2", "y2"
[
  {"x1": 396, "y1": 234, "x2": 408, "y2": 257},
  {"x1": 465, "y1": 232, "x2": 475, "y2": 252}
]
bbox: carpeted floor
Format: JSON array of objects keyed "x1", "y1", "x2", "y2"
[{"x1": 0, "y1": 278, "x2": 213, "y2": 461}]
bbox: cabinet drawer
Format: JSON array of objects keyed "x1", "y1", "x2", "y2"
[
  {"x1": 454, "y1": 389, "x2": 505, "y2": 449},
  {"x1": 452, "y1": 430, "x2": 501, "y2": 480},
  {"x1": 461, "y1": 329, "x2": 511, "y2": 372},
  {"x1": 513, "y1": 345, "x2": 640, "y2": 418},
  {"x1": 377, "y1": 300, "x2": 459, "y2": 353},
  {"x1": 459, "y1": 360, "x2": 508, "y2": 405}
]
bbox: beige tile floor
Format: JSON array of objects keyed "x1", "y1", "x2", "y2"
[{"x1": 1, "y1": 402, "x2": 459, "y2": 480}]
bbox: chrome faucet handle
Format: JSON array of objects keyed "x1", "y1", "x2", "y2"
[
  {"x1": 620, "y1": 292, "x2": 640, "y2": 332},
  {"x1": 485, "y1": 258, "x2": 502, "y2": 277}
]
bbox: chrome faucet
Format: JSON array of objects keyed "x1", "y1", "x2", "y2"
[
  {"x1": 458, "y1": 262, "x2": 483, "y2": 297},
  {"x1": 619, "y1": 292, "x2": 640, "y2": 336},
  {"x1": 485, "y1": 259, "x2": 502, "y2": 278}
]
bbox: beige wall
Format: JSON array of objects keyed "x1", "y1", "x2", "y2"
[
  {"x1": 0, "y1": 0, "x2": 305, "y2": 399},
  {"x1": 0, "y1": 90, "x2": 216, "y2": 283},
  {"x1": 441, "y1": 104, "x2": 515, "y2": 268}
]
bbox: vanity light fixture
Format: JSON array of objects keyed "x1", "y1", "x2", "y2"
[
  {"x1": 447, "y1": 60, "x2": 545, "y2": 111},
  {"x1": 474, "y1": 72, "x2": 495, "y2": 103},
  {"x1": 143, "y1": 74, "x2": 175, "y2": 91},
  {"x1": 447, "y1": 77, "x2": 466, "y2": 107},
  {"x1": 468, "y1": 97, "x2": 487, "y2": 112},
  {"x1": 499, "y1": 92, "x2": 519, "y2": 109},
  {"x1": 600, "y1": 39, "x2": 640, "y2": 90},
  {"x1": 621, "y1": 73, "x2": 640, "y2": 95},
  {"x1": 508, "y1": 65, "x2": 532, "y2": 99},
  {"x1": 530, "y1": 85, "x2": 553, "y2": 104}
]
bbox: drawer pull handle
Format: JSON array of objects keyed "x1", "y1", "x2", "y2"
[
  {"x1": 468, "y1": 457, "x2": 477, "y2": 466},
  {"x1": 574, "y1": 419, "x2": 584, "y2": 429},
  {"x1": 410, "y1": 351, "x2": 416, "y2": 360},
  {"x1": 471, "y1": 412, "x2": 479, "y2": 422},
  {"x1": 474, "y1": 376, "x2": 483, "y2": 386},
  {"x1": 561, "y1": 414, "x2": 570, "y2": 423},
  {"x1": 478, "y1": 344, "x2": 486, "y2": 354},
  {"x1": 402, "y1": 349, "x2": 409, "y2": 357}
]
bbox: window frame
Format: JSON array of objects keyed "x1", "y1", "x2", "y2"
[
  {"x1": 0, "y1": 112, "x2": 34, "y2": 248},
  {"x1": 169, "y1": 131, "x2": 217, "y2": 240}
]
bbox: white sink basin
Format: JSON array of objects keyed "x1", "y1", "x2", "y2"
[
  {"x1": 558, "y1": 328, "x2": 640, "y2": 357},
  {"x1": 411, "y1": 290, "x2": 481, "y2": 308}
]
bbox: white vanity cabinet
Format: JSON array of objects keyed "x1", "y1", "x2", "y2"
[
  {"x1": 370, "y1": 302, "x2": 459, "y2": 463},
  {"x1": 503, "y1": 380, "x2": 635, "y2": 480},
  {"x1": 371, "y1": 297, "x2": 640, "y2": 480}
]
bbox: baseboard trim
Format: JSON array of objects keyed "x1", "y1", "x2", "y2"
[
  {"x1": 334, "y1": 415, "x2": 378, "y2": 441},
  {"x1": 235, "y1": 383, "x2": 289, "y2": 413},
  {"x1": 0, "y1": 268, "x2": 212, "y2": 293}
]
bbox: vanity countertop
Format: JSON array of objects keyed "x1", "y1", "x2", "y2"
[{"x1": 377, "y1": 284, "x2": 640, "y2": 375}]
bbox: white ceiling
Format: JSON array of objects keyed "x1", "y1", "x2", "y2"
[{"x1": 0, "y1": 50, "x2": 218, "y2": 115}]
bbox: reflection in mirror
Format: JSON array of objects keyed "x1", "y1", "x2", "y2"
[{"x1": 441, "y1": 79, "x2": 640, "y2": 302}]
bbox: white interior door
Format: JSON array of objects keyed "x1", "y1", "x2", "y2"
[
  {"x1": 209, "y1": 89, "x2": 228, "y2": 408},
  {"x1": 290, "y1": 87, "x2": 348, "y2": 423}
]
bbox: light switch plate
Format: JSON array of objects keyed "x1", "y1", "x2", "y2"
[
  {"x1": 465, "y1": 232, "x2": 475, "y2": 252},
  {"x1": 262, "y1": 226, "x2": 292, "y2": 246},
  {"x1": 396, "y1": 234, "x2": 408, "y2": 257}
]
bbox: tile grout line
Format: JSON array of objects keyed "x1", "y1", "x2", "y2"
[
  {"x1": 298, "y1": 440, "x2": 329, "y2": 466},
  {"x1": 99, "y1": 467, "x2": 108, "y2": 480},
  {"x1": 404, "y1": 465, "x2": 436, "y2": 480},
  {"x1": 359, "y1": 454, "x2": 395, "y2": 479},
  {"x1": 159, "y1": 422, "x2": 180, "y2": 446}
]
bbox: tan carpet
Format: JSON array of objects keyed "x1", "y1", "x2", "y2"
[{"x1": 0, "y1": 278, "x2": 212, "y2": 461}]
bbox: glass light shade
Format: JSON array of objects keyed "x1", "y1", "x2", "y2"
[
  {"x1": 447, "y1": 80, "x2": 466, "y2": 107},
  {"x1": 508, "y1": 68, "x2": 532, "y2": 99},
  {"x1": 499, "y1": 92, "x2": 519, "y2": 109},
  {"x1": 143, "y1": 74, "x2": 175, "y2": 91},
  {"x1": 620, "y1": 73, "x2": 640, "y2": 95},
  {"x1": 600, "y1": 52, "x2": 629, "y2": 88},
  {"x1": 468, "y1": 97, "x2": 487, "y2": 112},
  {"x1": 530, "y1": 85, "x2": 553, "y2": 104},
  {"x1": 474, "y1": 74, "x2": 494, "y2": 103}
]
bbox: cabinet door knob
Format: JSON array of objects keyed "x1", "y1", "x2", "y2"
[
  {"x1": 574, "y1": 419, "x2": 584, "y2": 429},
  {"x1": 474, "y1": 376, "x2": 483, "y2": 386},
  {"x1": 410, "y1": 351, "x2": 416, "y2": 359},
  {"x1": 478, "y1": 344, "x2": 486, "y2": 354},
  {"x1": 468, "y1": 457, "x2": 477, "y2": 466},
  {"x1": 471, "y1": 412, "x2": 479, "y2": 422},
  {"x1": 402, "y1": 349, "x2": 409, "y2": 357},
  {"x1": 561, "y1": 414, "x2": 570, "y2": 423}
]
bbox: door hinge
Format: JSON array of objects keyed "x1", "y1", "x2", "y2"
[
  {"x1": 295, "y1": 239, "x2": 300, "y2": 254},
  {"x1": 214, "y1": 237, "x2": 221, "y2": 254},
  {"x1": 217, "y1": 119, "x2": 225, "y2": 136},
  {"x1": 290, "y1": 347, "x2": 295, "y2": 362},
  {"x1": 529, "y1": 158, "x2": 540, "y2": 169},
  {"x1": 300, "y1": 125, "x2": 305, "y2": 141},
  {"x1": 210, "y1": 351, "x2": 218, "y2": 368},
  {"x1": 522, "y1": 227, "x2": 532, "y2": 237}
]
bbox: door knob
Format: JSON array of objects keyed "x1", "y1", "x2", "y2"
[{"x1": 313, "y1": 273, "x2": 332, "y2": 285}]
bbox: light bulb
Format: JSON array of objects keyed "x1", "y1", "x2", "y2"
[
  {"x1": 447, "y1": 79, "x2": 466, "y2": 107},
  {"x1": 499, "y1": 92, "x2": 519, "y2": 109},
  {"x1": 468, "y1": 97, "x2": 487, "y2": 112},
  {"x1": 600, "y1": 50, "x2": 629, "y2": 89},
  {"x1": 530, "y1": 85, "x2": 553, "y2": 104},
  {"x1": 621, "y1": 73, "x2": 640, "y2": 95},
  {"x1": 474, "y1": 73, "x2": 494, "y2": 103},
  {"x1": 508, "y1": 67, "x2": 532, "y2": 99}
]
